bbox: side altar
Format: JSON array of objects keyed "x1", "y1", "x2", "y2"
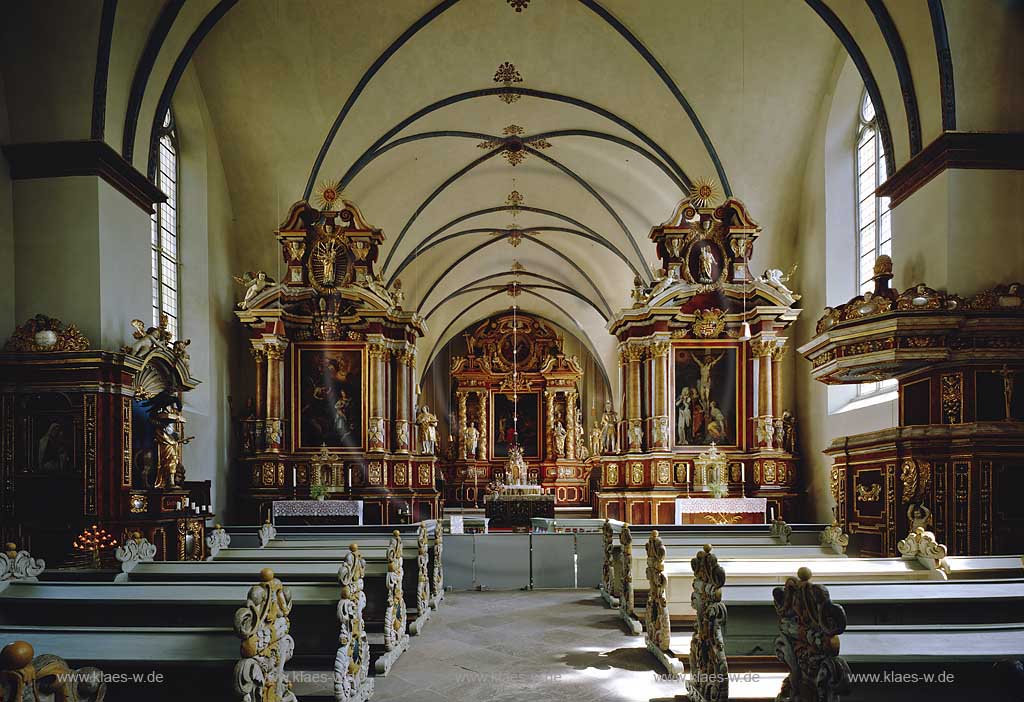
[
  {"x1": 445, "y1": 314, "x2": 590, "y2": 508},
  {"x1": 592, "y1": 183, "x2": 802, "y2": 524},
  {"x1": 233, "y1": 194, "x2": 440, "y2": 524}
]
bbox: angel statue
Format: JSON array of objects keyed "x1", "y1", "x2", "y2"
[
  {"x1": 761, "y1": 264, "x2": 800, "y2": 300},
  {"x1": 234, "y1": 271, "x2": 274, "y2": 309},
  {"x1": 124, "y1": 319, "x2": 162, "y2": 356}
]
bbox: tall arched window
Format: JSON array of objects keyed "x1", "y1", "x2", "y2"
[
  {"x1": 856, "y1": 91, "x2": 894, "y2": 396},
  {"x1": 152, "y1": 110, "x2": 180, "y2": 341}
]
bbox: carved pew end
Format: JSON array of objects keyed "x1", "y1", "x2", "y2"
[{"x1": 1, "y1": 640, "x2": 106, "y2": 701}]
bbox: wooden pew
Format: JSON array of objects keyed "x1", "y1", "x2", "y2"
[
  {"x1": 600, "y1": 520, "x2": 833, "y2": 609},
  {"x1": 772, "y1": 567, "x2": 1024, "y2": 701},
  {"x1": 681, "y1": 551, "x2": 1024, "y2": 701},
  {"x1": 228, "y1": 520, "x2": 446, "y2": 608},
  {"x1": 118, "y1": 533, "x2": 412, "y2": 675},
  {"x1": 0, "y1": 563, "x2": 377, "y2": 702},
  {"x1": 721, "y1": 577, "x2": 1024, "y2": 658},
  {"x1": 608, "y1": 522, "x2": 842, "y2": 633},
  {"x1": 642, "y1": 531, "x2": 1024, "y2": 676}
]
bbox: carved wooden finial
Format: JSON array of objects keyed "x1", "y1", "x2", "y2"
[
  {"x1": 0, "y1": 640, "x2": 33, "y2": 670},
  {"x1": 773, "y1": 568, "x2": 850, "y2": 701},
  {"x1": 260, "y1": 567, "x2": 275, "y2": 582},
  {"x1": 689, "y1": 545, "x2": 728, "y2": 702},
  {"x1": 234, "y1": 568, "x2": 294, "y2": 701}
]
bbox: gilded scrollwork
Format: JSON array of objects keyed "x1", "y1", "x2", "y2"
[
  {"x1": 383, "y1": 532, "x2": 408, "y2": 654},
  {"x1": 600, "y1": 519, "x2": 615, "y2": 600},
  {"x1": 772, "y1": 567, "x2": 850, "y2": 702},
  {"x1": 855, "y1": 483, "x2": 881, "y2": 503},
  {"x1": 206, "y1": 524, "x2": 231, "y2": 560},
  {"x1": 687, "y1": 545, "x2": 728, "y2": 702},
  {"x1": 233, "y1": 568, "x2": 297, "y2": 702},
  {"x1": 431, "y1": 525, "x2": 444, "y2": 607},
  {"x1": 0, "y1": 543, "x2": 44, "y2": 582},
  {"x1": 410, "y1": 523, "x2": 432, "y2": 636},
  {"x1": 897, "y1": 527, "x2": 949, "y2": 572},
  {"x1": 335, "y1": 545, "x2": 373, "y2": 702},
  {"x1": 819, "y1": 521, "x2": 849, "y2": 555},
  {"x1": 618, "y1": 525, "x2": 638, "y2": 633},
  {"x1": 4, "y1": 314, "x2": 90, "y2": 353},
  {"x1": 0, "y1": 640, "x2": 106, "y2": 701}
]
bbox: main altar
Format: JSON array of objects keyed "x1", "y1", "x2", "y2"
[
  {"x1": 445, "y1": 314, "x2": 589, "y2": 508},
  {"x1": 233, "y1": 193, "x2": 440, "y2": 524},
  {"x1": 591, "y1": 183, "x2": 803, "y2": 524}
]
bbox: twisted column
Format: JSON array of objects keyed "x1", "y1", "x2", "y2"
[{"x1": 477, "y1": 391, "x2": 488, "y2": 461}]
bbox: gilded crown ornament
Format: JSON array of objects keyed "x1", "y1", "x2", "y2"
[{"x1": 4, "y1": 314, "x2": 90, "y2": 353}]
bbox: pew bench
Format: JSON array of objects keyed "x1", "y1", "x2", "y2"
[
  {"x1": 719, "y1": 578, "x2": 1024, "y2": 657},
  {"x1": 210, "y1": 543, "x2": 433, "y2": 635},
  {"x1": 116, "y1": 559, "x2": 410, "y2": 675},
  {"x1": 617, "y1": 543, "x2": 847, "y2": 634}
]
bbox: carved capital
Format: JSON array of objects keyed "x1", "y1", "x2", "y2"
[{"x1": 750, "y1": 338, "x2": 776, "y2": 357}]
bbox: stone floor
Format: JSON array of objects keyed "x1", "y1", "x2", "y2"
[{"x1": 371, "y1": 589, "x2": 679, "y2": 702}]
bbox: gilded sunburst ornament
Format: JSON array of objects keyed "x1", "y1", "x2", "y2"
[
  {"x1": 689, "y1": 177, "x2": 720, "y2": 209},
  {"x1": 314, "y1": 180, "x2": 343, "y2": 211}
]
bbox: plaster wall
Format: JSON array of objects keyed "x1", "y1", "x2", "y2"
[
  {"x1": 793, "y1": 54, "x2": 897, "y2": 524},
  {"x1": 172, "y1": 64, "x2": 238, "y2": 520},
  {"x1": 0, "y1": 67, "x2": 14, "y2": 336}
]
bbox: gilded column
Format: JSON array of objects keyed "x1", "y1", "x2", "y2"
[
  {"x1": 263, "y1": 336, "x2": 289, "y2": 452},
  {"x1": 456, "y1": 391, "x2": 468, "y2": 459},
  {"x1": 566, "y1": 390, "x2": 578, "y2": 460},
  {"x1": 770, "y1": 340, "x2": 787, "y2": 449},
  {"x1": 367, "y1": 343, "x2": 386, "y2": 452},
  {"x1": 250, "y1": 344, "x2": 267, "y2": 419},
  {"x1": 477, "y1": 391, "x2": 488, "y2": 461},
  {"x1": 751, "y1": 338, "x2": 774, "y2": 450},
  {"x1": 545, "y1": 391, "x2": 557, "y2": 459},
  {"x1": 394, "y1": 347, "x2": 411, "y2": 453},
  {"x1": 625, "y1": 343, "x2": 644, "y2": 453},
  {"x1": 649, "y1": 340, "x2": 671, "y2": 451}
]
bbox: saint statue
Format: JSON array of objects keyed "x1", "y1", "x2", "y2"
[
  {"x1": 675, "y1": 393, "x2": 691, "y2": 445},
  {"x1": 153, "y1": 412, "x2": 193, "y2": 489},
  {"x1": 599, "y1": 401, "x2": 619, "y2": 454},
  {"x1": 416, "y1": 405, "x2": 439, "y2": 455},
  {"x1": 553, "y1": 421, "x2": 568, "y2": 457},
  {"x1": 781, "y1": 409, "x2": 797, "y2": 453},
  {"x1": 699, "y1": 244, "x2": 716, "y2": 283},
  {"x1": 314, "y1": 238, "x2": 341, "y2": 286},
  {"x1": 463, "y1": 421, "x2": 480, "y2": 459},
  {"x1": 590, "y1": 424, "x2": 602, "y2": 458}
]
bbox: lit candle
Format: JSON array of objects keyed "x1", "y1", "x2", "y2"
[{"x1": 292, "y1": 467, "x2": 297, "y2": 487}]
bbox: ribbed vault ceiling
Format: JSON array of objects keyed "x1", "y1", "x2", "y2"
[{"x1": 188, "y1": 0, "x2": 841, "y2": 392}]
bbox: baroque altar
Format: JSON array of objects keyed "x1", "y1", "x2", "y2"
[
  {"x1": 445, "y1": 314, "x2": 590, "y2": 508},
  {"x1": 233, "y1": 195, "x2": 440, "y2": 524},
  {"x1": 594, "y1": 183, "x2": 802, "y2": 524}
]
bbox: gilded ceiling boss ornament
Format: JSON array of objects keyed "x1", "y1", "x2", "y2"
[
  {"x1": 506, "y1": 0, "x2": 530, "y2": 12},
  {"x1": 477, "y1": 124, "x2": 552, "y2": 166},
  {"x1": 773, "y1": 567, "x2": 851, "y2": 702},
  {"x1": 233, "y1": 568, "x2": 297, "y2": 702}
]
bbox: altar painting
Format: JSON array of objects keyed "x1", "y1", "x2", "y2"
[
  {"x1": 294, "y1": 345, "x2": 364, "y2": 450},
  {"x1": 492, "y1": 392, "x2": 540, "y2": 458},
  {"x1": 673, "y1": 346, "x2": 738, "y2": 447}
]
